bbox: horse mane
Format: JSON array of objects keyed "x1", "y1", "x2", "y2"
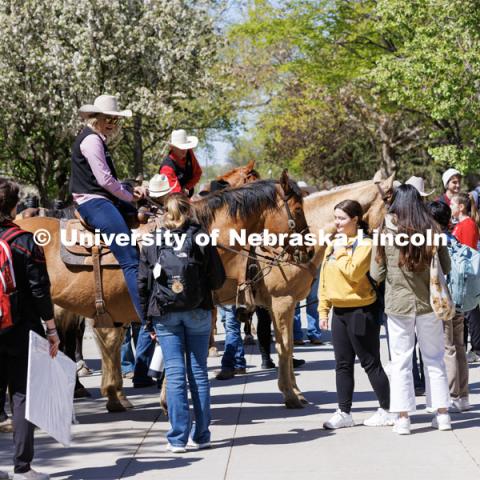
[{"x1": 195, "y1": 179, "x2": 301, "y2": 228}]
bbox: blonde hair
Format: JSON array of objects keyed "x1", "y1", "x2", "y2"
[
  {"x1": 452, "y1": 192, "x2": 480, "y2": 228},
  {"x1": 85, "y1": 115, "x2": 121, "y2": 144},
  {"x1": 164, "y1": 193, "x2": 195, "y2": 229}
]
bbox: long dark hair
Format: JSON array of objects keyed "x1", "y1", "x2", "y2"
[
  {"x1": 0, "y1": 178, "x2": 20, "y2": 223},
  {"x1": 334, "y1": 199, "x2": 369, "y2": 234},
  {"x1": 376, "y1": 184, "x2": 438, "y2": 271}
]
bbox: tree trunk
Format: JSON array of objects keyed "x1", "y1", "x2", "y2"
[{"x1": 133, "y1": 115, "x2": 143, "y2": 178}]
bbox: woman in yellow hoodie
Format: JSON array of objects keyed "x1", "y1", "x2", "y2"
[{"x1": 320, "y1": 200, "x2": 394, "y2": 430}]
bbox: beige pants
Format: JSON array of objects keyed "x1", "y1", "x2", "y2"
[{"x1": 444, "y1": 312, "x2": 469, "y2": 399}]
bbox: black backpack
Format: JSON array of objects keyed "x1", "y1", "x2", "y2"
[{"x1": 153, "y1": 225, "x2": 205, "y2": 312}]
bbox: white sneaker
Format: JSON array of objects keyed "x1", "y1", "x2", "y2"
[
  {"x1": 0, "y1": 470, "x2": 9, "y2": 480},
  {"x1": 165, "y1": 443, "x2": 187, "y2": 453},
  {"x1": 187, "y1": 438, "x2": 212, "y2": 450},
  {"x1": 392, "y1": 416, "x2": 411, "y2": 435},
  {"x1": 13, "y1": 469, "x2": 49, "y2": 480},
  {"x1": 466, "y1": 351, "x2": 480, "y2": 363},
  {"x1": 432, "y1": 413, "x2": 452, "y2": 431},
  {"x1": 425, "y1": 406, "x2": 435, "y2": 413},
  {"x1": 363, "y1": 408, "x2": 397, "y2": 426},
  {"x1": 451, "y1": 397, "x2": 472, "y2": 412},
  {"x1": 323, "y1": 409, "x2": 355, "y2": 429}
]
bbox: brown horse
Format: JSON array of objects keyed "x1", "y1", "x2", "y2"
[
  {"x1": 217, "y1": 160, "x2": 260, "y2": 186},
  {"x1": 16, "y1": 171, "x2": 312, "y2": 412},
  {"x1": 211, "y1": 171, "x2": 394, "y2": 408}
]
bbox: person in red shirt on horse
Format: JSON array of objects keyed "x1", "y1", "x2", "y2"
[
  {"x1": 159, "y1": 129, "x2": 202, "y2": 198},
  {"x1": 451, "y1": 192, "x2": 480, "y2": 250}
]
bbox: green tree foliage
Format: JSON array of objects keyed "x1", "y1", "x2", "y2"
[
  {"x1": 0, "y1": 0, "x2": 234, "y2": 202},
  {"x1": 228, "y1": 0, "x2": 480, "y2": 187}
]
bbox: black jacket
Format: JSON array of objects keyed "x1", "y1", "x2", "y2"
[
  {"x1": 138, "y1": 222, "x2": 225, "y2": 320},
  {"x1": 0, "y1": 222, "x2": 54, "y2": 350}
]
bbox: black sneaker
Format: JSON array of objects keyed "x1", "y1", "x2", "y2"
[{"x1": 261, "y1": 359, "x2": 276, "y2": 369}]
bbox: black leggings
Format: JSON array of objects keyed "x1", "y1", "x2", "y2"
[
  {"x1": 256, "y1": 307, "x2": 273, "y2": 362},
  {"x1": 332, "y1": 303, "x2": 390, "y2": 414}
]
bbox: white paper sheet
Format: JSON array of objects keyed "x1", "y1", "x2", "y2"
[{"x1": 26, "y1": 331, "x2": 76, "y2": 447}]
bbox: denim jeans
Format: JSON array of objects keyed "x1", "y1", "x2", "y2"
[
  {"x1": 133, "y1": 324, "x2": 155, "y2": 385},
  {"x1": 220, "y1": 305, "x2": 246, "y2": 371},
  {"x1": 294, "y1": 273, "x2": 322, "y2": 341},
  {"x1": 153, "y1": 309, "x2": 212, "y2": 447},
  {"x1": 77, "y1": 198, "x2": 143, "y2": 321},
  {"x1": 121, "y1": 323, "x2": 140, "y2": 375}
]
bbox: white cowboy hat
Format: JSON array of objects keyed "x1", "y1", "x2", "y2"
[
  {"x1": 79, "y1": 95, "x2": 132, "y2": 118},
  {"x1": 170, "y1": 129, "x2": 198, "y2": 150},
  {"x1": 442, "y1": 168, "x2": 461, "y2": 188},
  {"x1": 405, "y1": 176, "x2": 435, "y2": 197},
  {"x1": 148, "y1": 174, "x2": 176, "y2": 198}
]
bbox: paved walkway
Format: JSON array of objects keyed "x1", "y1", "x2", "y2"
[{"x1": 1, "y1": 322, "x2": 479, "y2": 480}]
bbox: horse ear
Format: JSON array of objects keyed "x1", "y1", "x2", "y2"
[
  {"x1": 373, "y1": 169, "x2": 386, "y2": 183},
  {"x1": 380, "y1": 173, "x2": 395, "y2": 192},
  {"x1": 279, "y1": 169, "x2": 290, "y2": 194},
  {"x1": 246, "y1": 160, "x2": 255, "y2": 171}
]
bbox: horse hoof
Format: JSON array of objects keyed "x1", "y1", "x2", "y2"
[
  {"x1": 106, "y1": 400, "x2": 127, "y2": 413},
  {"x1": 285, "y1": 398, "x2": 305, "y2": 409},
  {"x1": 209, "y1": 347, "x2": 220, "y2": 358},
  {"x1": 74, "y1": 387, "x2": 92, "y2": 399},
  {"x1": 300, "y1": 397, "x2": 309, "y2": 405},
  {"x1": 119, "y1": 398, "x2": 134, "y2": 409}
]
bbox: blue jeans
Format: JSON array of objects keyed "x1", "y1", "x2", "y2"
[
  {"x1": 220, "y1": 305, "x2": 246, "y2": 371},
  {"x1": 121, "y1": 324, "x2": 140, "y2": 374},
  {"x1": 77, "y1": 198, "x2": 143, "y2": 322},
  {"x1": 294, "y1": 273, "x2": 322, "y2": 341},
  {"x1": 153, "y1": 309, "x2": 212, "y2": 447},
  {"x1": 133, "y1": 324, "x2": 155, "y2": 385}
]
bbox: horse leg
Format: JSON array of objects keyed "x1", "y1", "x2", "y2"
[
  {"x1": 208, "y1": 307, "x2": 219, "y2": 357},
  {"x1": 159, "y1": 376, "x2": 168, "y2": 416},
  {"x1": 270, "y1": 299, "x2": 305, "y2": 409},
  {"x1": 94, "y1": 327, "x2": 130, "y2": 412}
]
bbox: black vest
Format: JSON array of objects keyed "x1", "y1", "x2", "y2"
[
  {"x1": 160, "y1": 152, "x2": 193, "y2": 188},
  {"x1": 69, "y1": 127, "x2": 118, "y2": 199}
]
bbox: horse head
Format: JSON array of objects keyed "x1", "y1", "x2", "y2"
[
  {"x1": 264, "y1": 170, "x2": 315, "y2": 264},
  {"x1": 363, "y1": 170, "x2": 395, "y2": 231},
  {"x1": 217, "y1": 160, "x2": 260, "y2": 188}
]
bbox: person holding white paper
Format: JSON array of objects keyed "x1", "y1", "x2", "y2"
[{"x1": 0, "y1": 178, "x2": 59, "y2": 480}]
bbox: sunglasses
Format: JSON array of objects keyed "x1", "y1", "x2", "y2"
[{"x1": 103, "y1": 116, "x2": 121, "y2": 125}]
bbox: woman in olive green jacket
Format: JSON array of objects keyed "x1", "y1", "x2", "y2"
[{"x1": 370, "y1": 184, "x2": 451, "y2": 435}]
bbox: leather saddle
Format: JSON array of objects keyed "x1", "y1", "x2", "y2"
[{"x1": 60, "y1": 214, "x2": 119, "y2": 267}]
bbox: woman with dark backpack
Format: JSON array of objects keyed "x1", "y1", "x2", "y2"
[
  {"x1": 138, "y1": 193, "x2": 225, "y2": 453},
  {"x1": 0, "y1": 178, "x2": 59, "y2": 480}
]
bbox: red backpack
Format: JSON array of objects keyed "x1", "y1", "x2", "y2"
[{"x1": 0, "y1": 226, "x2": 26, "y2": 332}]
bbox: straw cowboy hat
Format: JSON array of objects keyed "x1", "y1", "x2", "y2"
[
  {"x1": 79, "y1": 95, "x2": 132, "y2": 119},
  {"x1": 148, "y1": 174, "x2": 176, "y2": 198},
  {"x1": 405, "y1": 176, "x2": 434, "y2": 197},
  {"x1": 170, "y1": 129, "x2": 198, "y2": 150}
]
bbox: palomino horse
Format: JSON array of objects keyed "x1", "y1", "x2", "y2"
[
  {"x1": 16, "y1": 171, "x2": 313, "y2": 412},
  {"x1": 211, "y1": 171, "x2": 394, "y2": 408}
]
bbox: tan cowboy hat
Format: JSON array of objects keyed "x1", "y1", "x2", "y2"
[
  {"x1": 148, "y1": 174, "x2": 176, "y2": 198},
  {"x1": 170, "y1": 129, "x2": 198, "y2": 150},
  {"x1": 79, "y1": 95, "x2": 132, "y2": 118},
  {"x1": 405, "y1": 176, "x2": 434, "y2": 197}
]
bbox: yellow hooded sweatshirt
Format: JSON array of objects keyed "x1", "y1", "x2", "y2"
[{"x1": 318, "y1": 236, "x2": 376, "y2": 321}]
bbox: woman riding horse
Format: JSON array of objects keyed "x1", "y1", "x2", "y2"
[{"x1": 70, "y1": 94, "x2": 146, "y2": 321}]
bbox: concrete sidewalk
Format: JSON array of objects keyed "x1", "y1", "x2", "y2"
[{"x1": 1, "y1": 324, "x2": 479, "y2": 480}]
